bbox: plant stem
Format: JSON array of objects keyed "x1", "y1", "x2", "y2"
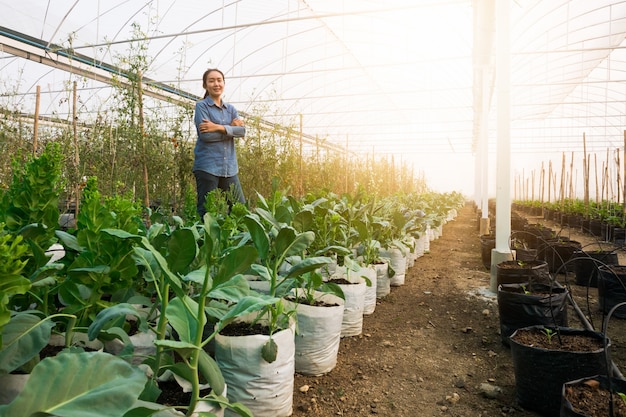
[
  {"x1": 186, "y1": 266, "x2": 211, "y2": 416},
  {"x1": 152, "y1": 281, "x2": 170, "y2": 384}
]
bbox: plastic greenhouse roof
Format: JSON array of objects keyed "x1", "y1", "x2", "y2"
[{"x1": 2, "y1": 0, "x2": 626, "y2": 192}]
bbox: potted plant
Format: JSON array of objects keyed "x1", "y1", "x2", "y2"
[
  {"x1": 509, "y1": 325, "x2": 609, "y2": 416},
  {"x1": 497, "y1": 281, "x2": 569, "y2": 346},
  {"x1": 91, "y1": 206, "x2": 256, "y2": 417},
  {"x1": 212, "y1": 202, "x2": 333, "y2": 417},
  {"x1": 561, "y1": 375, "x2": 626, "y2": 416}
]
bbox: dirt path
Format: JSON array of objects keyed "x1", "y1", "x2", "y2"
[{"x1": 291, "y1": 203, "x2": 626, "y2": 417}]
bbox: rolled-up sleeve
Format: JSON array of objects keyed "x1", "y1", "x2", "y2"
[{"x1": 225, "y1": 125, "x2": 246, "y2": 138}]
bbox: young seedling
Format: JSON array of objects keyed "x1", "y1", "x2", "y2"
[
  {"x1": 543, "y1": 327, "x2": 555, "y2": 344},
  {"x1": 520, "y1": 284, "x2": 531, "y2": 295},
  {"x1": 618, "y1": 392, "x2": 626, "y2": 405}
]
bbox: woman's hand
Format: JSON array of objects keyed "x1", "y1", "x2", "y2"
[
  {"x1": 199, "y1": 119, "x2": 225, "y2": 133},
  {"x1": 231, "y1": 118, "x2": 244, "y2": 127}
]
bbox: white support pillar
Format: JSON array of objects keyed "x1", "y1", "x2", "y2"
[
  {"x1": 479, "y1": 69, "x2": 490, "y2": 236},
  {"x1": 490, "y1": 0, "x2": 514, "y2": 292}
]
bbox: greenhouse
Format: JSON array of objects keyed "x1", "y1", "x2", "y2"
[{"x1": 2, "y1": 1, "x2": 626, "y2": 417}]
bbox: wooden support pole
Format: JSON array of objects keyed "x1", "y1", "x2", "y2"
[
  {"x1": 548, "y1": 160, "x2": 552, "y2": 203},
  {"x1": 569, "y1": 151, "x2": 574, "y2": 200},
  {"x1": 137, "y1": 71, "x2": 150, "y2": 217},
  {"x1": 299, "y1": 114, "x2": 303, "y2": 197},
  {"x1": 583, "y1": 133, "x2": 589, "y2": 214},
  {"x1": 33, "y1": 85, "x2": 41, "y2": 155},
  {"x1": 72, "y1": 81, "x2": 81, "y2": 219}
]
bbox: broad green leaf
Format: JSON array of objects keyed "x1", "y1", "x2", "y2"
[
  {"x1": 166, "y1": 228, "x2": 197, "y2": 274},
  {"x1": 136, "y1": 238, "x2": 185, "y2": 299},
  {"x1": 0, "y1": 351, "x2": 147, "y2": 417},
  {"x1": 292, "y1": 209, "x2": 314, "y2": 233},
  {"x1": 249, "y1": 264, "x2": 271, "y2": 282},
  {"x1": 217, "y1": 295, "x2": 279, "y2": 330},
  {"x1": 207, "y1": 274, "x2": 250, "y2": 303},
  {"x1": 197, "y1": 349, "x2": 225, "y2": 396},
  {"x1": 87, "y1": 303, "x2": 149, "y2": 341},
  {"x1": 0, "y1": 313, "x2": 55, "y2": 374},
  {"x1": 275, "y1": 228, "x2": 314, "y2": 258},
  {"x1": 255, "y1": 207, "x2": 281, "y2": 229},
  {"x1": 243, "y1": 215, "x2": 269, "y2": 260},
  {"x1": 286, "y1": 256, "x2": 332, "y2": 278},
  {"x1": 165, "y1": 296, "x2": 202, "y2": 344},
  {"x1": 213, "y1": 245, "x2": 257, "y2": 286},
  {"x1": 183, "y1": 266, "x2": 209, "y2": 286},
  {"x1": 55, "y1": 230, "x2": 84, "y2": 252}
]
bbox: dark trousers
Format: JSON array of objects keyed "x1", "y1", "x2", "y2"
[{"x1": 194, "y1": 170, "x2": 245, "y2": 218}]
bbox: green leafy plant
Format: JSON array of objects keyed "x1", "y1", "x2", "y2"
[
  {"x1": 243, "y1": 201, "x2": 334, "y2": 362},
  {"x1": 0, "y1": 228, "x2": 30, "y2": 347},
  {"x1": 54, "y1": 178, "x2": 144, "y2": 326},
  {"x1": 103, "y1": 210, "x2": 255, "y2": 416}
]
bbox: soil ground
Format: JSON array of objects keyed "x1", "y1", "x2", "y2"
[{"x1": 290, "y1": 203, "x2": 626, "y2": 417}]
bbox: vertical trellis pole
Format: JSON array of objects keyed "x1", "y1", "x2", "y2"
[
  {"x1": 137, "y1": 71, "x2": 150, "y2": 215},
  {"x1": 569, "y1": 152, "x2": 574, "y2": 200},
  {"x1": 560, "y1": 152, "x2": 566, "y2": 209},
  {"x1": 72, "y1": 81, "x2": 81, "y2": 218},
  {"x1": 345, "y1": 135, "x2": 349, "y2": 194},
  {"x1": 539, "y1": 161, "x2": 546, "y2": 206},
  {"x1": 595, "y1": 154, "x2": 599, "y2": 203},
  {"x1": 547, "y1": 161, "x2": 552, "y2": 203},
  {"x1": 33, "y1": 85, "x2": 41, "y2": 155},
  {"x1": 583, "y1": 133, "x2": 589, "y2": 214},
  {"x1": 616, "y1": 148, "x2": 621, "y2": 206},
  {"x1": 622, "y1": 130, "x2": 626, "y2": 213},
  {"x1": 299, "y1": 114, "x2": 303, "y2": 197}
]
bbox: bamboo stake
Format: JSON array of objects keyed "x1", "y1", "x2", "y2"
[
  {"x1": 569, "y1": 151, "x2": 574, "y2": 200},
  {"x1": 595, "y1": 154, "x2": 599, "y2": 203},
  {"x1": 72, "y1": 81, "x2": 81, "y2": 219},
  {"x1": 299, "y1": 114, "x2": 303, "y2": 197},
  {"x1": 560, "y1": 152, "x2": 566, "y2": 208},
  {"x1": 616, "y1": 148, "x2": 621, "y2": 206},
  {"x1": 539, "y1": 161, "x2": 546, "y2": 205},
  {"x1": 531, "y1": 169, "x2": 535, "y2": 201},
  {"x1": 345, "y1": 135, "x2": 349, "y2": 194},
  {"x1": 583, "y1": 133, "x2": 589, "y2": 214},
  {"x1": 137, "y1": 71, "x2": 150, "y2": 217},
  {"x1": 548, "y1": 161, "x2": 552, "y2": 203},
  {"x1": 33, "y1": 85, "x2": 41, "y2": 156}
]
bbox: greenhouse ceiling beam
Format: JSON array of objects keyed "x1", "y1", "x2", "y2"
[
  {"x1": 0, "y1": 26, "x2": 347, "y2": 155},
  {"x1": 0, "y1": 26, "x2": 196, "y2": 107}
]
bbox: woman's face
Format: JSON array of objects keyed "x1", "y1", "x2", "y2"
[{"x1": 203, "y1": 71, "x2": 225, "y2": 98}]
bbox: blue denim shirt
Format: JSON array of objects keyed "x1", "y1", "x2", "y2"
[{"x1": 192, "y1": 97, "x2": 245, "y2": 177}]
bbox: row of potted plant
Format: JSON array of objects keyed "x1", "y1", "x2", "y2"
[{"x1": 0, "y1": 143, "x2": 465, "y2": 416}]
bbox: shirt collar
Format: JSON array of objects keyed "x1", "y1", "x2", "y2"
[{"x1": 205, "y1": 96, "x2": 226, "y2": 108}]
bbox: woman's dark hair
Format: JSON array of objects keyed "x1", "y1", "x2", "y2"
[{"x1": 202, "y1": 68, "x2": 225, "y2": 99}]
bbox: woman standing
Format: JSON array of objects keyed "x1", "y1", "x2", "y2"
[{"x1": 193, "y1": 68, "x2": 246, "y2": 218}]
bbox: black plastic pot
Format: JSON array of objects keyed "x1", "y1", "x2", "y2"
[
  {"x1": 497, "y1": 283, "x2": 569, "y2": 346},
  {"x1": 510, "y1": 326, "x2": 609, "y2": 417},
  {"x1": 480, "y1": 235, "x2": 495, "y2": 270},
  {"x1": 573, "y1": 250, "x2": 619, "y2": 288},
  {"x1": 495, "y1": 260, "x2": 551, "y2": 286},
  {"x1": 514, "y1": 247, "x2": 538, "y2": 262},
  {"x1": 543, "y1": 239, "x2": 582, "y2": 274},
  {"x1": 613, "y1": 227, "x2": 626, "y2": 246},
  {"x1": 588, "y1": 219, "x2": 603, "y2": 239},
  {"x1": 560, "y1": 375, "x2": 626, "y2": 417},
  {"x1": 597, "y1": 265, "x2": 626, "y2": 319}
]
